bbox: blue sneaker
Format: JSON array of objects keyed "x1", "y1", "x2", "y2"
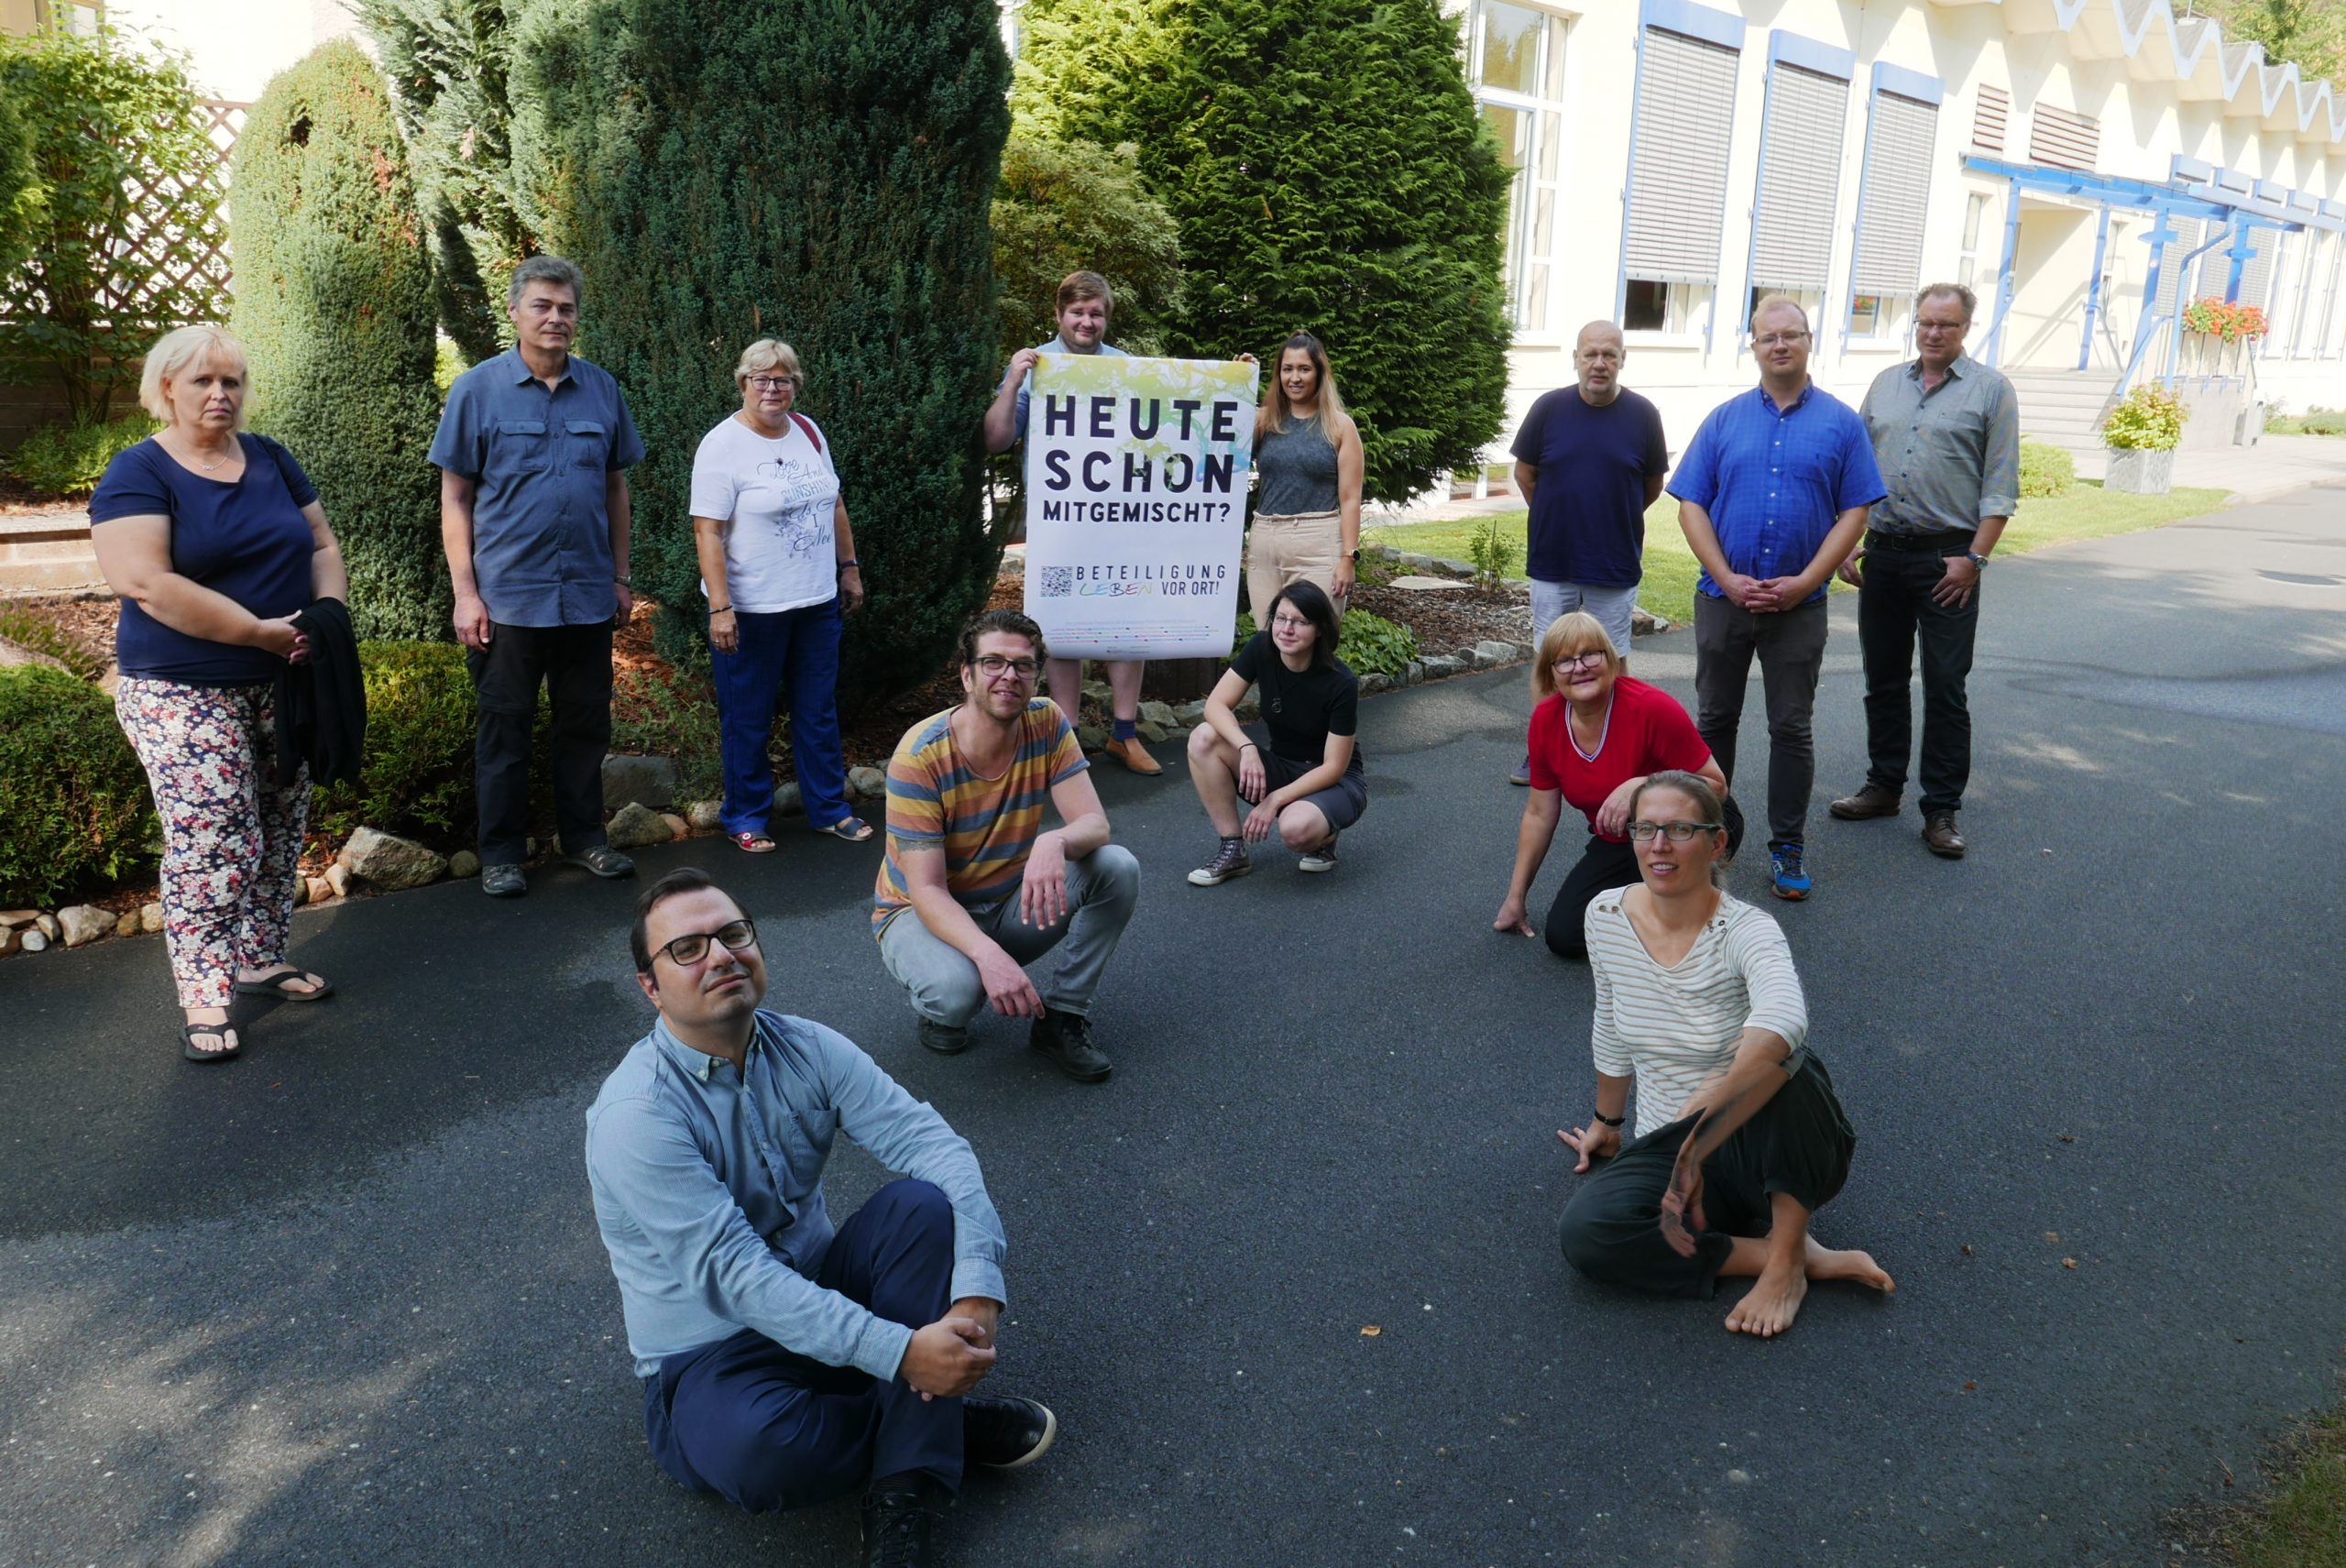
[{"x1": 1769, "y1": 843, "x2": 1812, "y2": 901}]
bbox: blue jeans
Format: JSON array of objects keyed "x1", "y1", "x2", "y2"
[
  {"x1": 642, "y1": 1179, "x2": 963, "y2": 1509},
  {"x1": 712, "y1": 598, "x2": 849, "y2": 836}
]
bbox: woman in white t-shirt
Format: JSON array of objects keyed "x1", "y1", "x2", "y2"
[
  {"x1": 1555, "y1": 770, "x2": 1891, "y2": 1338},
  {"x1": 690, "y1": 339, "x2": 870, "y2": 851}
]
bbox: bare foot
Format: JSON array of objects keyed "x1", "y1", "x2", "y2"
[
  {"x1": 1726, "y1": 1264, "x2": 1806, "y2": 1336},
  {"x1": 1805, "y1": 1237, "x2": 1895, "y2": 1293}
]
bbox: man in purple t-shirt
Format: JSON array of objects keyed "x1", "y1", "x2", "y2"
[{"x1": 1506, "y1": 321, "x2": 1670, "y2": 784}]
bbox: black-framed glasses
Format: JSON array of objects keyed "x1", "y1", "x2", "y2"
[
  {"x1": 654, "y1": 917, "x2": 759, "y2": 967},
  {"x1": 974, "y1": 654, "x2": 1039, "y2": 679},
  {"x1": 1627, "y1": 820, "x2": 1721, "y2": 843}
]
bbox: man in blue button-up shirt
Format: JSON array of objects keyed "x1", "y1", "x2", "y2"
[
  {"x1": 587, "y1": 869, "x2": 1057, "y2": 1566},
  {"x1": 431, "y1": 256, "x2": 646, "y2": 899},
  {"x1": 1670, "y1": 298, "x2": 1886, "y2": 902}
]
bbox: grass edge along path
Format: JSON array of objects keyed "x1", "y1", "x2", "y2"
[
  {"x1": 2172, "y1": 1399, "x2": 2346, "y2": 1568},
  {"x1": 1363, "y1": 482, "x2": 2232, "y2": 630}
]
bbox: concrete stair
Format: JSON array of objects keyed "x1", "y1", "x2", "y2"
[
  {"x1": 0, "y1": 512, "x2": 99, "y2": 594},
  {"x1": 2002, "y1": 367, "x2": 2123, "y2": 459}
]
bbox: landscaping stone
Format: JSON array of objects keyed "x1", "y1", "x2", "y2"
[
  {"x1": 1076, "y1": 724, "x2": 1108, "y2": 751},
  {"x1": 139, "y1": 903, "x2": 162, "y2": 932},
  {"x1": 0, "y1": 909, "x2": 37, "y2": 930},
  {"x1": 292, "y1": 877, "x2": 309, "y2": 906},
  {"x1": 1138, "y1": 699, "x2": 1176, "y2": 728},
  {"x1": 324, "y1": 864, "x2": 352, "y2": 898},
  {"x1": 1474, "y1": 639, "x2": 1521, "y2": 666},
  {"x1": 1361, "y1": 672, "x2": 1392, "y2": 695},
  {"x1": 115, "y1": 910, "x2": 140, "y2": 938},
  {"x1": 1135, "y1": 719, "x2": 1168, "y2": 744},
  {"x1": 659, "y1": 812, "x2": 690, "y2": 840},
  {"x1": 601, "y1": 752, "x2": 677, "y2": 812},
  {"x1": 687, "y1": 800, "x2": 723, "y2": 830},
  {"x1": 1387, "y1": 574, "x2": 1471, "y2": 592},
  {"x1": 338, "y1": 827, "x2": 449, "y2": 891},
  {"x1": 306, "y1": 876, "x2": 334, "y2": 905},
  {"x1": 58, "y1": 905, "x2": 110, "y2": 948},
  {"x1": 1398, "y1": 552, "x2": 1437, "y2": 571},
  {"x1": 1399, "y1": 661, "x2": 1424, "y2": 687},
  {"x1": 848, "y1": 766, "x2": 887, "y2": 799},
  {"x1": 33, "y1": 912, "x2": 58, "y2": 939},
  {"x1": 772, "y1": 782, "x2": 803, "y2": 818},
  {"x1": 1080, "y1": 680, "x2": 1112, "y2": 707},
  {"x1": 1420, "y1": 654, "x2": 1463, "y2": 680},
  {"x1": 0, "y1": 927, "x2": 16, "y2": 957},
  {"x1": 605, "y1": 802, "x2": 673, "y2": 850},
  {"x1": 448, "y1": 851, "x2": 480, "y2": 879},
  {"x1": 1233, "y1": 697, "x2": 1260, "y2": 722},
  {"x1": 20, "y1": 928, "x2": 47, "y2": 952},
  {"x1": 1173, "y1": 698, "x2": 1209, "y2": 727}
]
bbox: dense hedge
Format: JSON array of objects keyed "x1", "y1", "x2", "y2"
[
  {"x1": 1014, "y1": 0, "x2": 1512, "y2": 502},
  {"x1": 510, "y1": 0, "x2": 1012, "y2": 714},
  {"x1": 232, "y1": 40, "x2": 450, "y2": 641},
  {"x1": 2018, "y1": 439, "x2": 2074, "y2": 499},
  {"x1": 0, "y1": 663, "x2": 155, "y2": 907}
]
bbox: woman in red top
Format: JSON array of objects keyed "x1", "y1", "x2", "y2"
[{"x1": 1495, "y1": 613, "x2": 1744, "y2": 959}]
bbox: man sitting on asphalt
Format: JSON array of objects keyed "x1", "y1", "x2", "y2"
[
  {"x1": 872, "y1": 609, "x2": 1140, "y2": 1083},
  {"x1": 586, "y1": 868, "x2": 1056, "y2": 1568}
]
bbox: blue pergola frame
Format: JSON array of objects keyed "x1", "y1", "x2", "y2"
[{"x1": 1961, "y1": 154, "x2": 2331, "y2": 389}]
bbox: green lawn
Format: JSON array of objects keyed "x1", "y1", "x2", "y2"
[
  {"x1": 2197, "y1": 1404, "x2": 2346, "y2": 1568},
  {"x1": 1364, "y1": 482, "x2": 2231, "y2": 628}
]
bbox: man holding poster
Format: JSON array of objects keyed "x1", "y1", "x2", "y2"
[{"x1": 985, "y1": 272, "x2": 1157, "y2": 774}]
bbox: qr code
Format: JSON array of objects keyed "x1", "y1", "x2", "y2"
[{"x1": 1037, "y1": 565, "x2": 1073, "y2": 598}]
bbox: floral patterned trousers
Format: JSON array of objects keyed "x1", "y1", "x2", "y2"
[{"x1": 115, "y1": 677, "x2": 309, "y2": 1011}]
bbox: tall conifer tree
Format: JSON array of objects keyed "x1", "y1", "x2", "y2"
[
  {"x1": 232, "y1": 40, "x2": 448, "y2": 640},
  {"x1": 1015, "y1": 0, "x2": 1513, "y2": 502},
  {"x1": 512, "y1": 0, "x2": 1011, "y2": 711}
]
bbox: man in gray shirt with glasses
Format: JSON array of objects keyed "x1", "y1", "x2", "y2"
[{"x1": 1835, "y1": 282, "x2": 2019, "y2": 861}]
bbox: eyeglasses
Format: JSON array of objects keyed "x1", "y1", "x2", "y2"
[
  {"x1": 1753, "y1": 332, "x2": 1810, "y2": 348},
  {"x1": 653, "y1": 917, "x2": 759, "y2": 967},
  {"x1": 1552, "y1": 650, "x2": 1608, "y2": 672},
  {"x1": 1270, "y1": 614, "x2": 1312, "y2": 630},
  {"x1": 746, "y1": 376, "x2": 795, "y2": 390},
  {"x1": 1627, "y1": 820, "x2": 1722, "y2": 843},
  {"x1": 973, "y1": 654, "x2": 1040, "y2": 679},
  {"x1": 1914, "y1": 321, "x2": 1968, "y2": 335}
]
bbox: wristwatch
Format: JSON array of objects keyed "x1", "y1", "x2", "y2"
[
  {"x1": 1965, "y1": 551, "x2": 1990, "y2": 570},
  {"x1": 1346, "y1": 549, "x2": 1362, "y2": 563}
]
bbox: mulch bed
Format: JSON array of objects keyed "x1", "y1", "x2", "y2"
[
  {"x1": 0, "y1": 474, "x2": 83, "y2": 517},
  {"x1": 1348, "y1": 576, "x2": 1531, "y2": 658}
]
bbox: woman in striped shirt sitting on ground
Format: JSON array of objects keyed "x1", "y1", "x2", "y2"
[{"x1": 1555, "y1": 771, "x2": 1892, "y2": 1337}]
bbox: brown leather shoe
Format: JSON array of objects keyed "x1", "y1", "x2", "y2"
[
  {"x1": 1922, "y1": 810, "x2": 1966, "y2": 859},
  {"x1": 1102, "y1": 735, "x2": 1163, "y2": 775},
  {"x1": 1828, "y1": 782, "x2": 1901, "y2": 820}
]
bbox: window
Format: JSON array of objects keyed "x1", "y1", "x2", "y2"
[
  {"x1": 1470, "y1": 1, "x2": 1571, "y2": 335},
  {"x1": 1847, "y1": 293, "x2": 1910, "y2": 340},
  {"x1": 1847, "y1": 69, "x2": 1940, "y2": 340},
  {"x1": 1621, "y1": 5, "x2": 1743, "y2": 337}
]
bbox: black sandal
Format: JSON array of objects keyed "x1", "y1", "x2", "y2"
[
  {"x1": 232, "y1": 968, "x2": 334, "y2": 1003},
  {"x1": 180, "y1": 1021, "x2": 242, "y2": 1063}
]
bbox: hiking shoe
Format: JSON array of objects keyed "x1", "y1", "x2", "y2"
[
  {"x1": 1186, "y1": 839, "x2": 1252, "y2": 887},
  {"x1": 1030, "y1": 1008, "x2": 1112, "y2": 1083},
  {"x1": 564, "y1": 844, "x2": 637, "y2": 879},
  {"x1": 481, "y1": 862, "x2": 527, "y2": 898},
  {"x1": 1769, "y1": 843, "x2": 1812, "y2": 901},
  {"x1": 916, "y1": 1016, "x2": 971, "y2": 1056},
  {"x1": 860, "y1": 1480, "x2": 944, "y2": 1568},
  {"x1": 1829, "y1": 782, "x2": 1901, "y2": 820},
  {"x1": 1297, "y1": 832, "x2": 1340, "y2": 873},
  {"x1": 1922, "y1": 810, "x2": 1967, "y2": 859},
  {"x1": 965, "y1": 1394, "x2": 1058, "y2": 1470}
]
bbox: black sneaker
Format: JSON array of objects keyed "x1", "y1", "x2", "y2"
[
  {"x1": 860, "y1": 1479, "x2": 944, "y2": 1568},
  {"x1": 917, "y1": 1016, "x2": 971, "y2": 1056},
  {"x1": 564, "y1": 843, "x2": 637, "y2": 879},
  {"x1": 1029, "y1": 1009, "x2": 1112, "y2": 1083},
  {"x1": 964, "y1": 1394, "x2": 1058, "y2": 1470},
  {"x1": 1186, "y1": 838, "x2": 1251, "y2": 887}
]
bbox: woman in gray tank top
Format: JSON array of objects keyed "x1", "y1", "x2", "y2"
[{"x1": 1248, "y1": 333, "x2": 1363, "y2": 614}]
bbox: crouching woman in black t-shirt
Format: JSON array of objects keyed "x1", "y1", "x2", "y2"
[{"x1": 1185, "y1": 580, "x2": 1367, "y2": 885}]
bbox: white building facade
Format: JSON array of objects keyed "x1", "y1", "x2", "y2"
[{"x1": 1453, "y1": 0, "x2": 2346, "y2": 470}]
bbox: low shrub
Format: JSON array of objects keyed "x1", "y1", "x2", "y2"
[
  {"x1": 2018, "y1": 439, "x2": 2075, "y2": 499},
  {"x1": 0, "y1": 663, "x2": 156, "y2": 906},
  {"x1": 2267, "y1": 405, "x2": 2346, "y2": 437},
  {"x1": 311, "y1": 640, "x2": 480, "y2": 842},
  {"x1": 0, "y1": 605, "x2": 107, "y2": 681},
  {"x1": 8, "y1": 411, "x2": 158, "y2": 498},
  {"x1": 1337, "y1": 609, "x2": 1420, "y2": 679},
  {"x1": 610, "y1": 663, "x2": 722, "y2": 803},
  {"x1": 1464, "y1": 514, "x2": 1521, "y2": 590},
  {"x1": 2103, "y1": 384, "x2": 2187, "y2": 451}
]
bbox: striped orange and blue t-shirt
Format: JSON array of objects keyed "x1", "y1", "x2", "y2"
[{"x1": 872, "y1": 698, "x2": 1089, "y2": 934}]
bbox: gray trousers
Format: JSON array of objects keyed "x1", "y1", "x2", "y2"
[
  {"x1": 877, "y1": 844, "x2": 1141, "y2": 1025},
  {"x1": 1693, "y1": 594, "x2": 1829, "y2": 849}
]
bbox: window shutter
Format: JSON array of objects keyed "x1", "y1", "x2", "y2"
[
  {"x1": 1971, "y1": 84, "x2": 2008, "y2": 155},
  {"x1": 2027, "y1": 104, "x2": 2099, "y2": 172},
  {"x1": 2238, "y1": 227, "x2": 2276, "y2": 309},
  {"x1": 1750, "y1": 65, "x2": 1848, "y2": 291},
  {"x1": 1850, "y1": 92, "x2": 1937, "y2": 295},
  {"x1": 1623, "y1": 28, "x2": 1740, "y2": 284}
]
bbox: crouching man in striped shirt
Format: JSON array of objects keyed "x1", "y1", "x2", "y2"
[
  {"x1": 873, "y1": 609, "x2": 1141, "y2": 1082},
  {"x1": 1555, "y1": 771, "x2": 1893, "y2": 1336}
]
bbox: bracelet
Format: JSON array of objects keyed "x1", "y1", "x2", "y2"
[
  {"x1": 1591, "y1": 1109, "x2": 1625, "y2": 1127},
  {"x1": 616, "y1": 574, "x2": 632, "y2": 586},
  {"x1": 838, "y1": 558, "x2": 860, "y2": 572},
  {"x1": 1238, "y1": 741, "x2": 1258, "y2": 751},
  {"x1": 709, "y1": 604, "x2": 733, "y2": 615}
]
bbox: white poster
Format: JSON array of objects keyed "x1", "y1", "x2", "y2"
[{"x1": 1023, "y1": 354, "x2": 1257, "y2": 659}]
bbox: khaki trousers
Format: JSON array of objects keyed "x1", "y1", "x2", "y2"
[{"x1": 1245, "y1": 510, "x2": 1346, "y2": 616}]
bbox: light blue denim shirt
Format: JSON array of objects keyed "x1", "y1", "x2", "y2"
[
  {"x1": 1009, "y1": 336, "x2": 1130, "y2": 444},
  {"x1": 585, "y1": 1009, "x2": 1007, "y2": 1380}
]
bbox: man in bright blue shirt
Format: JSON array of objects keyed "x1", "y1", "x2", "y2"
[
  {"x1": 431, "y1": 255, "x2": 646, "y2": 899},
  {"x1": 586, "y1": 869, "x2": 1058, "y2": 1568},
  {"x1": 1670, "y1": 297, "x2": 1885, "y2": 901}
]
